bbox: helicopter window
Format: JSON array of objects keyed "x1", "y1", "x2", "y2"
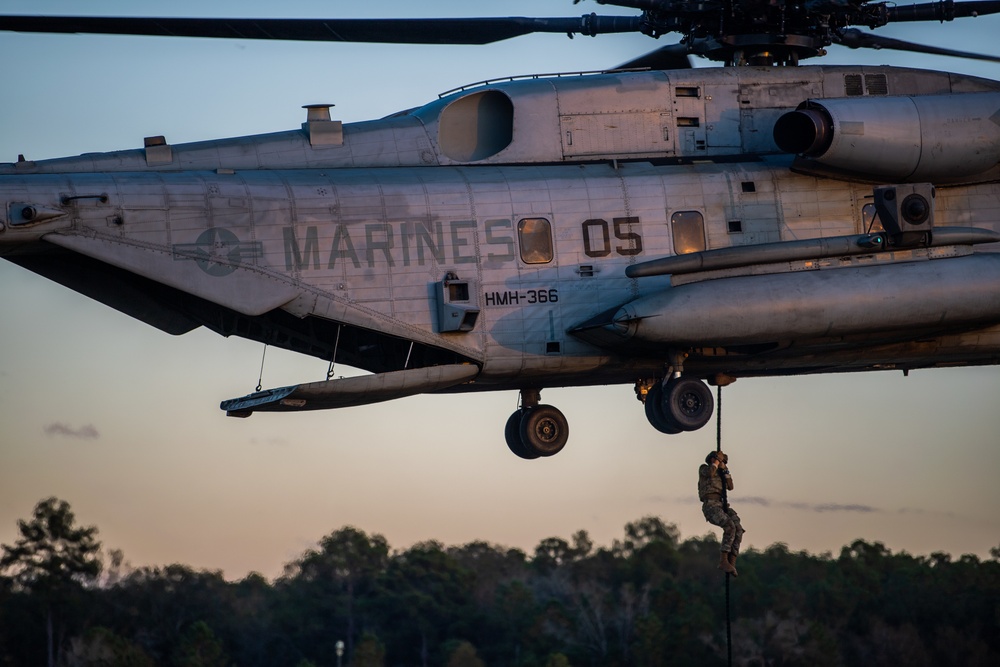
[
  {"x1": 518, "y1": 218, "x2": 554, "y2": 264},
  {"x1": 728, "y1": 220, "x2": 743, "y2": 234},
  {"x1": 862, "y1": 203, "x2": 884, "y2": 233},
  {"x1": 670, "y1": 211, "x2": 706, "y2": 254},
  {"x1": 677, "y1": 117, "x2": 700, "y2": 127},
  {"x1": 675, "y1": 86, "x2": 700, "y2": 98},
  {"x1": 741, "y1": 181, "x2": 756, "y2": 193}
]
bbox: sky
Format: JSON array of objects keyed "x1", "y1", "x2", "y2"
[{"x1": 1, "y1": 0, "x2": 999, "y2": 581}]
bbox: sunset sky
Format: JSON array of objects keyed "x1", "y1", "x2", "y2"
[{"x1": 2, "y1": 0, "x2": 999, "y2": 580}]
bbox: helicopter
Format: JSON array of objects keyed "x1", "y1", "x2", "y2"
[{"x1": 1, "y1": 1, "x2": 999, "y2": 460}]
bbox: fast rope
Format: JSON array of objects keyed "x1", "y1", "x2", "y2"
[{"x1": 717, "y1": 384, "x2": 733, "y2": 667}]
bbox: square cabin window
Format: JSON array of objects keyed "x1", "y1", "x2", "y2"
[
  {"x1": 518, "y1": 217, "x2": 554, "y2": 264},
  {"x1": 671, "y1": 211, "x2": 706, "y2": 254},
  {"x1": 862, "y1": 203, "x2": 884, "y2": 233}
]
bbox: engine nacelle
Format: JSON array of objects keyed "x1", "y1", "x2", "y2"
[{"x1": 773, "y1": 93, "x2": 1000, "y2": 182}]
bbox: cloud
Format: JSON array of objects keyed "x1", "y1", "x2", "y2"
[
  {"x1": 44, "y1": 422, "x2": 100, "y2": 440},
  {"x1": 742, "y1": 497, "x2": 877, "y2": 513},
  {"x1": 813, "y1": 503, "x2": 877, "y2": 514},
  {"x1": 250, "y1": 436, "x2": 289, "y2": 448},
  {"x1": 740, "y1": 496, "x2": 773, "y2": 507},
  {"x1": 658, "y1": 495, "x2": 880, "y2": 514}
]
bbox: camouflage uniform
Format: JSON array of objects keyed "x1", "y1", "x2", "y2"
[{"x1": 699, "y1": 463, "x2": 745, "y2": 555}]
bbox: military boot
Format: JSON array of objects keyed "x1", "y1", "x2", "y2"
[
  {"x1": 728, "y1": 552, "x2": 739, "y2": 577},
  {"x1": 718, "y1": 552, "x2": 737, "y2": 575}
]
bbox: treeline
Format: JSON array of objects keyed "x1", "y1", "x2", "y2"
[{"x1": 1, "y1": 498, "x2": 998, "y2": 666}]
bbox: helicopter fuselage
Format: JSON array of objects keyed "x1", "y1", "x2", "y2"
[{"x1": 2, "y1": 64, "x2": 999, "y2": 455}]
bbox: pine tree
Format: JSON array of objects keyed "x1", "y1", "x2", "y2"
[{"x1": 1, "y1": 497, "x2": 102, "y2": 667}]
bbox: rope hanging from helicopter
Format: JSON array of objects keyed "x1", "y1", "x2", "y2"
[{"x1": 716, "y1": 384, "x2": 733, "y2": 667}]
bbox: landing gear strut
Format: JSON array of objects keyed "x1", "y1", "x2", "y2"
[
  {"x1": 642, "y1": 376, "x2": 715, "y2": 433},
  {"x1": 505, "y1": 389, "x2": 569, "y2": 459}
]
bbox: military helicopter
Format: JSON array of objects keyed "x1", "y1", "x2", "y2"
[{"x1": 2, "y1": 1, "x2": 999, "y2": 460}]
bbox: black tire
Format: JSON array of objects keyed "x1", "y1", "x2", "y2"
[
  {"x1": 663, "y1": 377, "x2": 714, "y2": 432},
  {"x1": 644, "y1": 381, "x2": 683, "y2": 434},
  {"x1": 519, "y1": 404, "x2": 569, "y2": 457},
  {"x1": 505, "y1": 410, "x2": 539, "y2": 459}
]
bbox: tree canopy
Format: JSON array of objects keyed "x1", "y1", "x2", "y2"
[
  {"x1": 1, "y1": 497, "x2": 102, "y2": 667},
  {"x1": 2, "y1": 498, "x2": 998, "y2": 666},
  {"x1": 1, "y1": 497, "x2": 101, "y2": 595}
]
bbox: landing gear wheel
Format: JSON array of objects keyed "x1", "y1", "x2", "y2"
[
  {"x1": 644, "y1": 381, "x2": 682, "y2": 434},
  {"x1": 663, "y1": 377, "x2": 714, "y2": 431},
  {"x1": 505, "y1": 409, "x2": 539, "y2": 460},
  {"x1": 519, "y1": 405, "x2": 569, "y2": 457}
]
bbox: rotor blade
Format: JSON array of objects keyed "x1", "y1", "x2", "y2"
[
  {"x1": 835, "y1": 28, "x2": 1000, "y2": 63},
  {"x1": 614, "y1": 43, "x2": 692, "y2": 70},
  {"x1": 887, "y1": 1, "x2": 1000, "y2": 22},
  {"x1": 0, "y1": 15, "x2": 640, "y2": 45}
]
